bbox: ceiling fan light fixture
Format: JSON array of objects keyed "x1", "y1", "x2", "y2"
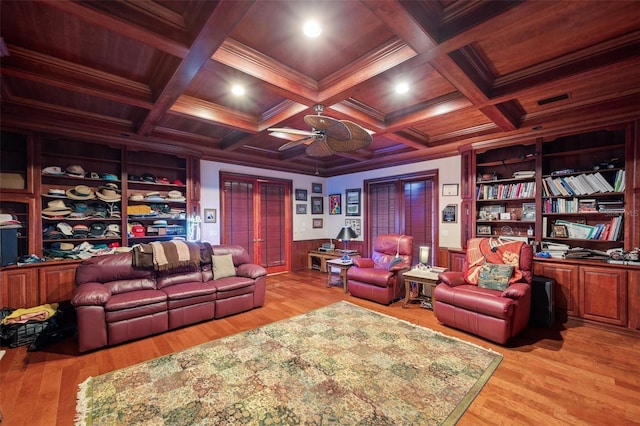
[{"x1": 303, "y1": 20, "x2": 321, "y2": 38}]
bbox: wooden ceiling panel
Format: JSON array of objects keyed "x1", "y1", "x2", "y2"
[
  {"x1": 4, "y1": 76, "x2": 140, "y2": 121},
  {"x1": 1, "y1": 1, "x2": 162, "y2": 84},
  {"x1": 229, "y1": 0, "x2": 395, "y2": 81},
  {"x1": 185, "y1": 61, "x2": 287, "y2": 117},
  {"x1": 1, "y1": 0, "x2": 638, "y2": 176},
  {"x1": 475, "y1": 1, "x2": 640, "y2": 77}
]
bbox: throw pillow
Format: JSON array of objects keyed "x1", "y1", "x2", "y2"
[
  {"x1": 477, "y1": 263, "x2": 514, "y2": 291},
  {"x1": 212, "y1": 254, "x2": 236, "y2": 279}
]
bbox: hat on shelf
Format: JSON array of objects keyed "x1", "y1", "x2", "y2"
[
  {"x1": 108, "y1": 242, "x2": 121, "y2": 248},
  {"x1": 105, "y1": 224, "x2": 121, "y2": 237},
  {"x1": 96, "y1": 187, "x2": 121, "y2": 202},
  {"x1": 65, "y1": 165, "x2": 86, "y2": 177},
  {"x1": 89, "y1": 222, "x2": 107, "y2": 238},
  {"x1": 152, "y1": 220, "x2": 168, "y2": 228},
  {"x1": 128, "y1": 174, "x2": 142, "y2": 181},
  {"x1": 42, "y1": 199, "x2": 72, "y2": 216},
  {"x1": 144, "y1": 191, "x2": 165, "y2": 202},
  {"x1": 72, "y1": 224, "x2": 90, "y2": 238},
  {"x1": 89, "y1": 172, "x2": 100, "y2": 179},
  {"x1": 127, "y1": 204, "x2": 152, "y2": 216},
  {"x1": 129, "y1": 193, "x2": 144, "y2": 202},
  {"x1": 100, "y1": 173, "x2": 119, "y2": 181},
  {"x1": 141, "y1": 173, "x2": 156, "y2": 183},
  {"x1": 46, "y1": 188, "x2": 67, "y2": 197},
  {"x1": 66, "y1": 185, "x2": 96, "y2": 200},
  {"x1": 166, "y1": 190, "x2": 185, "y2": 202},
  {"x1": 131, "y1": 224, "x2": 145, "y2": 237},
  {"x1": 56, "y1": 222, "x2": 73, "y2": 237},
  {"x1": 100, "y1": 182, "x2": 120, "y2": 192},
  {"x1": 157, "y1": 176, "x2": 170, "y2": 184},
  {"x1": 172, "y1": 179, "x2": 185, "y2": 186},
  {"x1": 67, "y1": 212, "x2": 88, "y2": 220},
  {"x1": 52, "y1": 242, "x2": 75, "y2": 251},
  {"x1": 42, "y1": 166, "x2": 65, "y2": 176},
  {"x1": 0, "y1": 214, "x2": 21, "y2": 228}
]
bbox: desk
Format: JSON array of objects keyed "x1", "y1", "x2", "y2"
[
  {"x1": 308, "y1": 250, "x2": 358, "y2": 272},
  {"x1": 402, "y1": 269, "x2": 441, "y2": 310},
  {"x1": 326, "y1": 258, "x2": 355, "y2": 293}
]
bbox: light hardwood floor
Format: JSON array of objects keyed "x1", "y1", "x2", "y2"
[{"x1": 1, "y1": 270, "x2": 639, "y2": 425}]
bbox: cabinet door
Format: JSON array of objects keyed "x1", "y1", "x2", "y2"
[
  {"x1": 38, "y1": 263, "x2": 78, "y2": 304},
  {"x1": 0, "y1": 268, "x2": 39, "y2": 308},
  {"x1": 534, "y1": 262, "x2": 579, "y2": 319},
  {"x1": 580, "y1": 266, "x2": 627, "y2": 326},
  {"x1": 448, "y1": 250, "x2": 466, "y2": 272},
  {"x1": 628, "y1": 271, "x2": 640, "y2": 331}
]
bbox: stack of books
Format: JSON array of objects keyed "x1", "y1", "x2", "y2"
[
  {"x1": 598, "y1": 200, "x2": 625, "y2": 213},
  {"x1": 542, "y1": 171, "x2": 620, "y2": 197}
]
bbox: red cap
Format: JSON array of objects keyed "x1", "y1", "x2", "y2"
[
  {"x1": 172, "y1": 179, "x2": 185, "y2": 186},
  {"x1": 131, "y1": 225, "x2": 145, "y2": 237}
]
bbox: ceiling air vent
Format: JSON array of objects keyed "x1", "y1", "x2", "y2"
[{"x1": 537, "y1": 93, "x2": 569, "y2": 106}]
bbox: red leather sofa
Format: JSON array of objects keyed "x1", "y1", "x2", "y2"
[
  {"x1": 71, "y1": 243, "x2": 266, "y2": 352},
  {"x1": 347, "y1": 234, "x2": 414, "y2": 305},
  {"x1": 434, "y1": 238, "x2": 533, "y2": 344}
]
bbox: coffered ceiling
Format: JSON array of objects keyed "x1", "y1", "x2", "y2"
[{"x1": 1, "y1": 1, "x2": 639, "y2": 176}]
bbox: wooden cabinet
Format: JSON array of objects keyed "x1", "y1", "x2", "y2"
[
  {"x1": 448, "y1": 249, "x2": 467, "y2": 272},
  {"x1": 628, "y1": 271, "x2": 640, "y2": 331},
  {"x1": 38, "y1": 263, "x2": 78, "y2": 304},
  {"x1": 0, "y1": 267, "x2": 39, "y2": 308},
  {"x1": 580, "y1": 266, "x2": 627, "y2": 326},
  {"x1": 1, "y1": 261, "x2": 79, "y2": 307},
  {"x1": 534, "y1": 261, "x2": 579, "y2": 318}
]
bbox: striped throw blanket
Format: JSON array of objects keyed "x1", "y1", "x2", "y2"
[{"x1": 148, "y1": 240, "x2": 200, "y2": 272}]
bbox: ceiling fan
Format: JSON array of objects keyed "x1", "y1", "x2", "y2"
[{"x1": 268, "y1": 105, "x2": 372, "y2": 157}]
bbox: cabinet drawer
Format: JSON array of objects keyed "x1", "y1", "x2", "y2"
[{"x1": 580, "y1": 266, "x2": 627, "y2": 326}]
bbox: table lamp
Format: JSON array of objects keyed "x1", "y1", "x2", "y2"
[
  {"x1": 419, "y1": 246, "x2": 430, "y2": 267},
  {"x1": 336, "y1": 225, "x2": 358, "y2": 261}
]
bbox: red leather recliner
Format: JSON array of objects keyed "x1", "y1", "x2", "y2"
[
  {"x1": 347, "y1": 234, "x2": 414, "y2": 305},
  {"x1": 434, "y1": 237, "x2": 533, "y2": 344}
]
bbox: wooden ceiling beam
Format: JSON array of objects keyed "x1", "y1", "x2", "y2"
[
  {"x1": 136, "y1": 1, "x2": 256, "y2": 136},
  {"x1": 43, "y1": 0, "x2": 190, "y2": 58}
]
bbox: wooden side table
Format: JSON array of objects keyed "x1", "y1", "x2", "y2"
[
  {"x1": 308, "y1": 250, "x2": 358, "y2": 272},
  {"x1": 325, "y1": 258, "x2": 356, "y2": 293},
  {"x1": 402, "y1": 269, "x2": 442, "y2": 310}
]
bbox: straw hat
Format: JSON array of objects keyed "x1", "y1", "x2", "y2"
[
  {"x1": 95, "y1": 188, "x2": 121, "y2": 202},
  {"x1": 66, "y1": 185, "x2": 96, "y2": 200},
  {"x1": 42, "y1": 199, "x2": 72, "y2": 216}
]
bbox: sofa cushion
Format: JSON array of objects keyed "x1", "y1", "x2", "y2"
[
  {"x1": 156, "y1": 270, "x2": 203, "y2": 290},
  {"x1": 212, "y1": 254, "x2": 236, "y2": 279},
  {"x1": 477, "y1": 263, "x2": 514, "y2": 291},
  {"x1": 434, "y1": 283, "x2": 514, "y2": 320},
  {"x1": 105, "y1": 289, "x2": 167, "y2": 311},
  {"x1": 162, "y1": 281, "x2": 217, "y2": 300},
  {"x1": 212, "y1": 276, "x2": 255, "y2": 293},
  {"x1": 347, "y1": 266, "x2": 393, "y2": 287}
]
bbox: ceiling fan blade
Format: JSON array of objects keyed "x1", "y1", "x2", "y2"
[
  {"x1": 278, "y1": 136, "x2": 314, "y2": 151},
  {"x1": 305, "y1": 140, "x2": 335, "y2": 157},
  {"x1": 268, "y1": 127, "x2": 316, "y2": 137},
  {"x1": 326, "y1": 120, "x2": 373, "y2": 152},
  {"x1": 304, "y1": 115, "x2": 351, "y2": 141}
]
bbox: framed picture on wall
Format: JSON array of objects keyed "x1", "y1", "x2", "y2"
[
  {"x1": 295, "y1": 189, "x2": 307, "y2": 201},
  {"x1": 312, "y1": 183, "x2": 323, "y2": 193},
  {"x1": 313, "y1": 218, "x2": 323, "y2": 228},
  {"x1": 345, "y1": 218, "x2": 361, "y2": 237},
  {"x1": 296, "y1": 204, "x2": 307, "y2": 214},
  {"x1": 329, "y1": 194, "x2": 341, "y2": 215},
  {"x1": 204, "y1": 208, "x2": 216, "y2": 223},
  {"x1": 311, "y1": 196, "x2": 323, "y2": 214},
  {"x1": 442, "y1": 204, "x2": 457, "y2": 222},
  {"x1": 345, "y1": 188, "x2": 361, "y2": 216}
]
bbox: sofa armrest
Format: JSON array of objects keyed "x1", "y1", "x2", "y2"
[
  {"x1": 236, "y1": 263, "x2": 267, "y2": 279},
  {"x1": 71, "y1": 283, "x2": 112, "y2": 306},
  {"x1": 501, "y1": 282, "x2": 530, "y2": 300},
  {"x1": 352, "y1": 258, "x2": 374, "y2": 268},
  {"x1": 438, "y1": 271, "x2": 466, "y2": 287}
]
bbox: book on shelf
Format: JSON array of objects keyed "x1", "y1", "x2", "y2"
[{"x1": 542, "y1": 172, "x2": 618, "y2": 197}]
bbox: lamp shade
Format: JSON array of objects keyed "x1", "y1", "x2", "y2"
[
  {"x1": 419, "y1": 246, "x2": 430, "y2": 265},
  {"x1": 336, "y1": 225, "x2": 357, "y2": 241}
]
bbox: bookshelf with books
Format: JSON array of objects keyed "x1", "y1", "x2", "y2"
[
  {"x1": 541, "y1": 129, "x2": 627, "y2": 251},
  {"x1": 473, "y1": 143, "x2": 538, "y2": 240}
]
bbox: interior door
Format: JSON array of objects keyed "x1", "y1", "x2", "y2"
[{"x1": 221, "y1": 173, "x2": 291, "y2": 274}]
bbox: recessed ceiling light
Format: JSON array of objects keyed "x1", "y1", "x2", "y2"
[
  {"x1": 395, "y1": 82, "x2": 409, "y2": 94},
  {"x1": 231, "y1": 84, "x2": 245, "y2": 96},
  {"x1": 303, "y1": 20, "x2": 321, "y2": 38}
]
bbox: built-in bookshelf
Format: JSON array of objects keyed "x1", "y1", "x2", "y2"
[{"x1": 540, "y1": 129, "x2": 627, "y2": 252}]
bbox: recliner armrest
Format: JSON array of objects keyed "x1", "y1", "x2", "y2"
[
  {"x1": 501, "y1": 282, "x2": 530, "y2": 300},
  {"x1": 236, "y1": 263, "x2": 267, "y2": 279},
  {"x1": 71, "y1": 283, "x2": 112, "y2": 306},
  {"x1": 352, "y1": 258, "x2": 374, "y2": 268},
  {"x1": 438, "y1": 271, "x2": 466, "y2": 287}
]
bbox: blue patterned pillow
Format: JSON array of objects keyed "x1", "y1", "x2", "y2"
[{"x1": 477, "y1": 263, "x2": 514, "y2": 291}]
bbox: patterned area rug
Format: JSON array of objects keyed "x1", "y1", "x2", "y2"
[{"x1": 76, "y1": 301, "x2": 502, "y2": 425}]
